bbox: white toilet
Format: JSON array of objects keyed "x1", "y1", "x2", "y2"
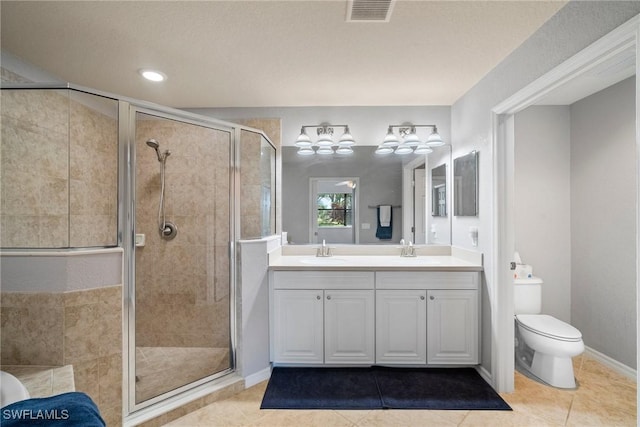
[{"x1": 514, "y1": 277, "x2": 584, "y2": 388}]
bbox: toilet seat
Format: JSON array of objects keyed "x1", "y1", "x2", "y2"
[{"x1": 516, "y1": 314, "x2": 582, "y2": 342}]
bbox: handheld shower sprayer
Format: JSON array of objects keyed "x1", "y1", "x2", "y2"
[
  {"x1": 145, "y1": 138, "x2": 177, "y2": 240},
  {"x1": 146, "y1": 139, "x2": 171, "y2": 162}
]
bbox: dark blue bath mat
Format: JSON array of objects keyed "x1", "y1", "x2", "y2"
[
  {"x1": 260, "y1": 367, "x2": 382, "y2": 409},
  {"x1": 373, "y1": 366, "x2": 511, "y2": 410},
  {"x1": 260, "y1": 366, "x2": 511, "y2": 411}
]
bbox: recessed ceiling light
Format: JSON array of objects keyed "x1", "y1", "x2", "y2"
[{"x1": 139, "y1": 69, "x2": 166, "y2": 82}]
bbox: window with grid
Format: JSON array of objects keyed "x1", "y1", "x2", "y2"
[{"x1": 317, "y1": 193, "x2": 353, "y2": 227}]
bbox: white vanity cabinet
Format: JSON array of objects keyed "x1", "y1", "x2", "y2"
[
  {"x1": 376, "y1": 290, "x2": 427, "y2": 364},
  {"x1": 270, "y1": 269, "x2": 480, "y2": 366},
  {"x1": 427, "y1": 289, "x2": 479, "y2": 364},
  {"x1": 324, "y1": 290, "x2": 375, "y2": 364},
  {"x1": 273, "y1": 289, "x2": 324, "y2": 363},
  {"x1": 376, "y1": 271, "x2": 479, "y2": 365},
  {"x1": 271, "y1": 271, "x2": 375, "y2": 365}
]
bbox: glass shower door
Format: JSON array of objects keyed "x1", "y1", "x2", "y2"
[{"x1": 132, "y1": 111, "x2": 232, "y2": 405}]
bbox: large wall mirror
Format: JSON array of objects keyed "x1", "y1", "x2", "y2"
[
  {"x1": 454, "y1": 151, "x2": 478, "y2": 216},
  {"x1": 282, "y1": 145, "x2": 451, "y2": 245}
]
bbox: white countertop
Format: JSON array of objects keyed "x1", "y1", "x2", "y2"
[{"x1": 269, "y1": 254, "x2": 482, "y2": 271}]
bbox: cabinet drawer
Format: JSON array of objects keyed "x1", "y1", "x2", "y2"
[
  {"x1": 376, "y1": 271, "x2": 478, "y2": 289},
  {"x1": 273, "y1": 271, "x2": 375, "y2": 290}
]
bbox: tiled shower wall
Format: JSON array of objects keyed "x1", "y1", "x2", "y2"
[
  {"x1": 0, "y1": 89, "x2": 117, "y2": 248},
  {"x1": 235, "y1": 118, "x2": 281, "y2": 239},
  {"x1": 240, "y1": 130, "x2": 263, "y2": 239},
  {"x1": 1, "y1": 280, "x2": 123, "y2": 426},
  {"x1": 69, "y1": 96, "x2": 118, "y2": 246},
  {"x1": 135, "y1": 117, "x2": 231, "y2": 349},
  {"x1": 0, "y1": 249, "x2": 123, "y2": 426}
]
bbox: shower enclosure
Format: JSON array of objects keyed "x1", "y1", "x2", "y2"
[
  {"x1": 0, "y1": 83, "x2": 277, "y2": 421},
  {"x1": 126, "y1": 107, "x2": 276, "y2": 413},
  {"x1": 131, "y1": 110, "x2": 234, "y2": 405}
]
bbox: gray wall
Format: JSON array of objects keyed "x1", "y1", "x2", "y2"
[
  {"x1": 514, "y1": 82, "x2": 637, "y2": 370},
  {"x1": 514, "y1": 106, "x2": 571, "y2": 323},
  {"x1": 282, "y1": 146, "x2": 405, "y2": 244},
  {"x1": 451, "y1": 2, "x2": 640, "y2": 376},
  {"x1": 570, "y1": 77, "x2": 636, "y2": 369}
]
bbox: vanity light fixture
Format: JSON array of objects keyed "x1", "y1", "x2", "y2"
[
  {"x1": 375, "y1": 124, "x2": 444, "y2": 155},
  {"x1": 294, "y1": 124, "x2": 355, "y2": 155}
]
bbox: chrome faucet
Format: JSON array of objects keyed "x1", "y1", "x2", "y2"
[
  {"x1": 400, "y1": 239, "x2": 416, "y2": 257},
  {"x1": 316, "y1": 239, "x2": 333, "y2": 257}
]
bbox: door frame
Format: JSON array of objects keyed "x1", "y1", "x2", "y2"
[
  {"x1": 402, "y1": 157, "x2": 427, "y2": 243},
  {"x1": 490, "y1": 15, "x2": 640, "y2": 392},
  {"x1": 413, "y1": 167, "x2": 427, "y2": 244}
]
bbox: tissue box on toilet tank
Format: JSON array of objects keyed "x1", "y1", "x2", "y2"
[{"x1": 514, "y1": 264, "x2": 533, "y2": 279}]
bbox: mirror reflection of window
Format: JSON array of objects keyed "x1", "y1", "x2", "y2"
[
  {"x1": 317, "y1": 193, "x2": 353, "y2": 227},
  {"x1": 310, "y1": 177, "x2": 358, "y2": 244}
]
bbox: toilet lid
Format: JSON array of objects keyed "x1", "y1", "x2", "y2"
[{"x1": 516, "y1": 314, "x2": 582, "y2": 342}]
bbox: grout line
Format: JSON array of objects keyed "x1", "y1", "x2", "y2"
[
  {"x1": 457, "y1": 410, "x2": 471, "y2": 426},
  {"x1": 564, "y1": 394, "x2": 576, "y2": 426}
]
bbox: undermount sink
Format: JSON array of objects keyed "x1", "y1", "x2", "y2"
[
  {"x1": 391, "y1": 257, "x2": 441, "y2": 265},
  {"x1": 299, "y1": 257, "x2": 349, "y2": 265}
]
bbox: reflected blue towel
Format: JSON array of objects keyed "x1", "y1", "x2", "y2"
[
  {"x1": 375, "y1": 206, "x2": 393, "y2": 240},
  {"x1": 1, "y1": 392, "x2": 105, "y2": 426}
]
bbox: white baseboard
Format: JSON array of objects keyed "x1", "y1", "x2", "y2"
[
  {"x1": 584, "y1": 346, "x2": 637, "y2": 382},
  {"x1": 244, "y1": 366, "x2": 272, "y2": 388}
]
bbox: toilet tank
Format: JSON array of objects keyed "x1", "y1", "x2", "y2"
[{"x1": 514, "y1": 277, "x2": 543, "y2": 314}]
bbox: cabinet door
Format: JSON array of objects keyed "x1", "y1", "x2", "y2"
[
  {"x1": 324, "y1": 290, "x2": 375, "y2": 364},
  {"x1": 427, "y1": 289, "x2": 479, "y2": 364},
  {"x1": 273, "y1": 289, "x2": 324, "y2": 364},
  {"x1": 376, "y1": 290, "x2": 427, "y2": 364}
]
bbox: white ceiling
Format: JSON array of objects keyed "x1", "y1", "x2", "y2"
[{"x1": 1, "y1": 1, "x2": 566, "y2": 109}]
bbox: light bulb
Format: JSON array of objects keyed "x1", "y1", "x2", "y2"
[{"x1": 394, "y1": 144, "x2": 413, "y2": 155}]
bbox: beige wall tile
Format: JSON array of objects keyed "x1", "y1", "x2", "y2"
[
  {"x1": 1, "y1": 293, "x2": 64, "y2": 365},
  {"x1": 1, "y1": 88, "x2": 118, "y2": 248},
  {"x1": 135, "y1": 118, "x2": 231, "y2": 351},
  {"x1": 0, "y1": 285, "x2": 123, "y2": 426}
]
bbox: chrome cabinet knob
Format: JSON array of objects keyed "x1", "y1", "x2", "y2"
[
  {"x1": 430, "y1": 295, "x2": 435, "y2": 300},
  {"x1": 316, "y1": 295, "x2": 321, "y2": 300},
  {"x1": 420, "y1": 295, "x2": 425, "y2": 300},
  {"x1": 327, "y1": 295, "x2": 332, "y2": 300}
]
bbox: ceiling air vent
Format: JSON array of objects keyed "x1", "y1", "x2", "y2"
[{"x1": 346, "y1": 0, "x2": 396, "y2": 22}]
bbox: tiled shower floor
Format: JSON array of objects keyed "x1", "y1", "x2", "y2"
[
  {"x1": 136, "y1": 346, "x2": 230, "y2": 402},
  {"x1": 164, "y1": 353, "x2": 636, "y2": 426}
]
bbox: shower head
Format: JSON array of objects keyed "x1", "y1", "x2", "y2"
[
  {"x1": 146, "y1": 138, "x2": 166, "y2": 162},
  {"x1": 146, "y1": 139, "x2": 160, "y2": 150}
]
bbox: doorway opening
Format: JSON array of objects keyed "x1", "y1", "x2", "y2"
[{"x1": 491, "y1": 15, "x2": 639, "y2": 392}]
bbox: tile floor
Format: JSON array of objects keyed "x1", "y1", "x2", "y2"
[{"x1": 165, "y1": 354, "x2": 636, "y2": 426}]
